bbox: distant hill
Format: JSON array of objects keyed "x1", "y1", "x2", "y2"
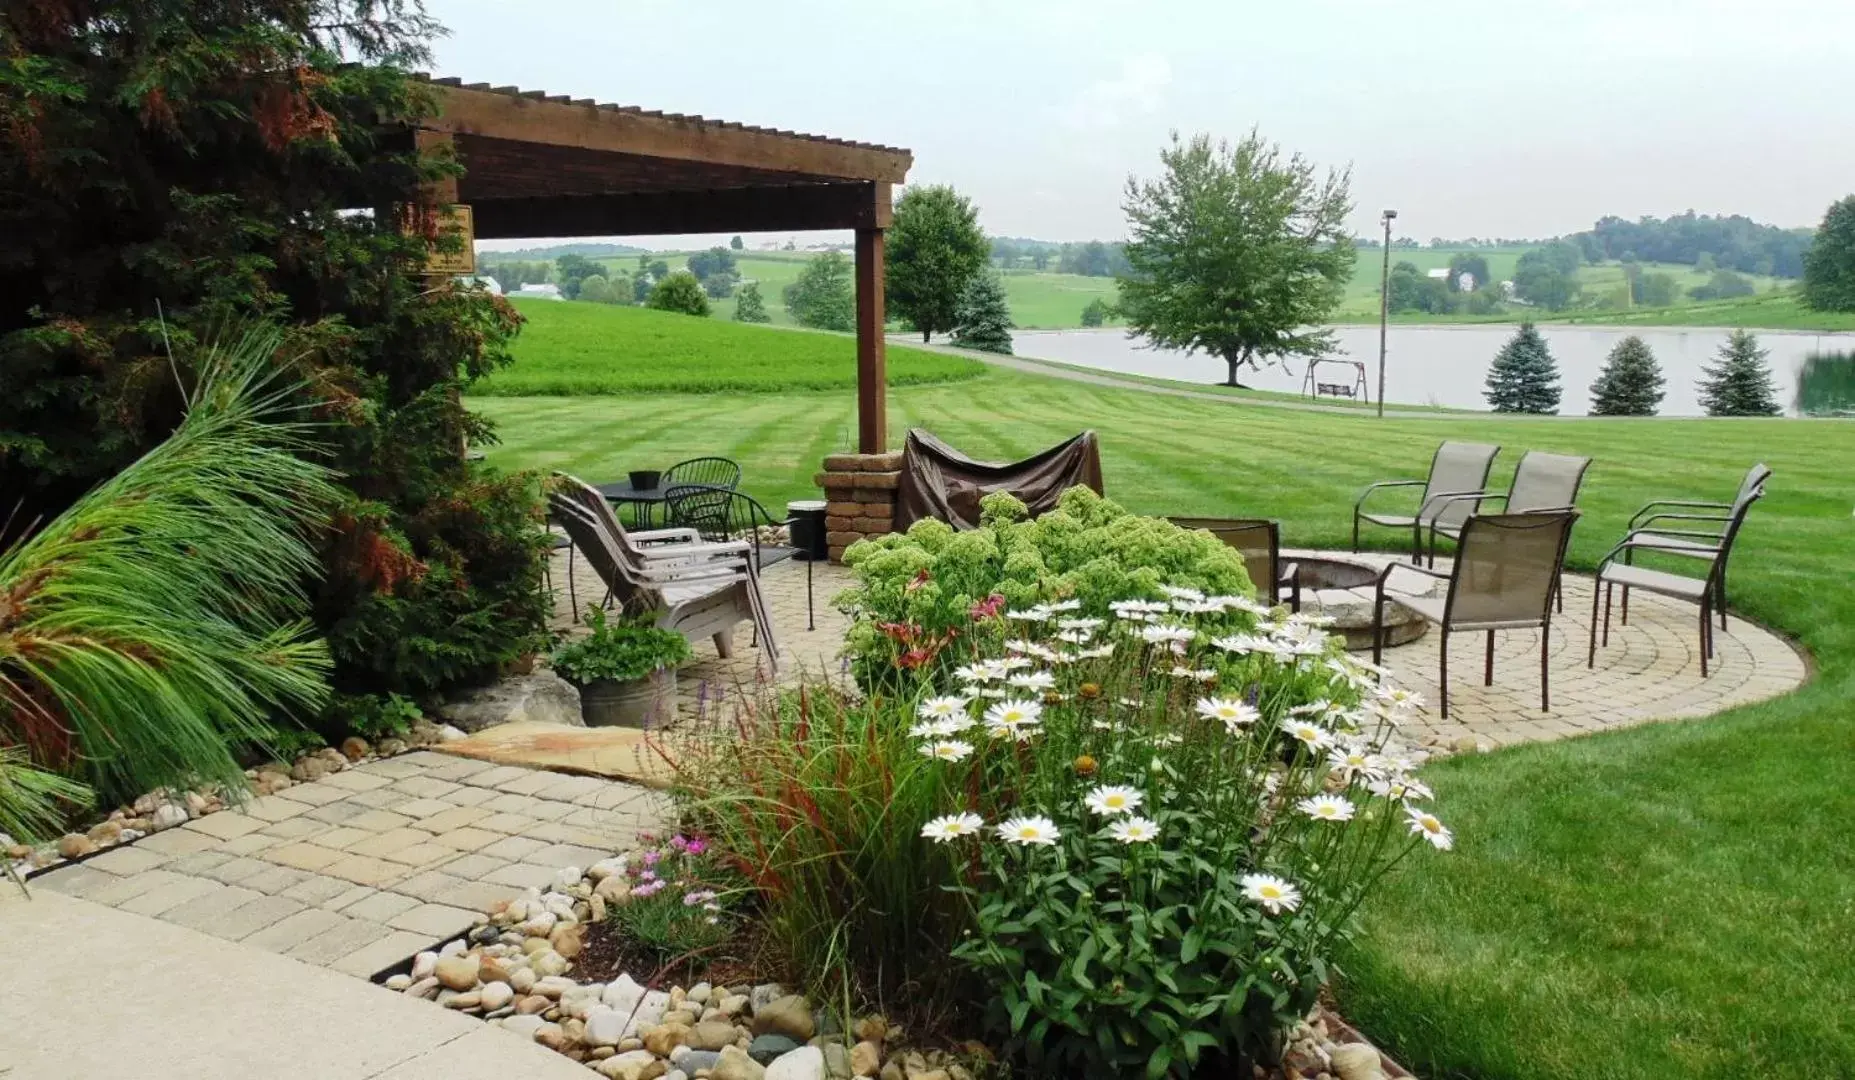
[{"x1": 478, "y1": 242, "x2": 646, "y2": 261}]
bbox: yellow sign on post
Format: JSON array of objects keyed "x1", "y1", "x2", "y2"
[{"x1": 424, "y1": 205, "x2": 476, "y2": 276}]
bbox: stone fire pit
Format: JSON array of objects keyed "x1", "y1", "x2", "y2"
[{"x1": 1288, "y1": 554, "x2": 1434, "y2": 651}]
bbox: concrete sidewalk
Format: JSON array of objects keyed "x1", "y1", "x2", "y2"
[{"x1": 0, "y1": 887, "x2": 591, "y2": 1080}]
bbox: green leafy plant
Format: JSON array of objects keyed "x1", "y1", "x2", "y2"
[
  {"x1": 331, "y1": 691, "x2": 424, "y2": 741},
  {"x1": 0, "y1": 325, "x2": 337, "y2": 806},
  {"x1": 550, "y1": 607, "x2": 692, "y2": 686},
  {"x1": 836, "y1": 487, "x2": 1252, "y2": 687}
]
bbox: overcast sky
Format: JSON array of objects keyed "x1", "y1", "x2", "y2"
[{"x1": 428, "y1": 0, "x2": 1854, "y2": 250}]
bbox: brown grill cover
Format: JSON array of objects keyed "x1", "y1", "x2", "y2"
[{"x1": 894, "y1": 429, "x2": 1104, "y2": 531}]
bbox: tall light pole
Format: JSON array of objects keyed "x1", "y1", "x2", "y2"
[{"x1": 1377, "y1": 209, "x2": 1397, "y2": 418}]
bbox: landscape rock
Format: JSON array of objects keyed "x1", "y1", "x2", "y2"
[
  {"x1": 750, "y1": 984, "x2": 785, "y2": 1013},
  {"x1": 531, "y1": 949, "x2": 570, "y2": 977},
  {"x1": 438, "y1": 670, "x2": 583, "y2": 733},
  {"x1": 595, "y1": 876, "x2": 632, "y2": 904},
  {"x1": 765, "y1": 1046, "x2": 825, "y2": 1080},
  {"x1": 502, "y1": 1014, "x2": 546, "y2": 1038},
  {"x1": 645, "y1": 1022, "x2": 693, "y2": 1057},
  {"x1": 376, "y1": 737, "x2": 408, "y2": 756},
  {"x1": 510, "y1": 967, "x2": 538, "y2": 994},
  {"x1": 749, "y1": 1035, "x2": 802, "y2": 1065},
  {"x1": 406, "y1": 977, "x2": 440, "y2": 1000},
  {"x1": 822, "y1": 1042, "x2": 851, "y2": 1080},
  {"x1": 411, "y1": 951, "x2": 438, "y2": 980},
  {"x1": 86, "y1": 820, "x2": 123, "y2": 846},
  {"x1": 688, "y1": 1020, "x2": 741, "y2": 1051},
  {"x1": 437, "y1": 723, "x2": 467, "y2": 741},
  {"x1": 596, "y1": 1049, "x2": 663, "y2": 1080},
  {"x1": 1329, "y1": 1043, "x2": 1386, "y2": 1080},
  {"x1": 535, "y1": 1022, "x2": 571, "y2": 1052},
  {"x1": 677, "y1": 1051, "x2": 721, "y2": 1075},
  {"x1": 516, "y1": 994, "x2": 552, "y2": 1015},
  {"x1": 714, "y1": 1044, "x2": 767, "y2": 1080},
  {"x1": 687, "y1": 982, "x2": 713, "y2": 1006},
  {"x1": 56, "y1": 834, "x2": 96, "y2": 859},
  {"x1": 550, "y1": 923, "x2": 584, "y2": 959},
  {"x1": 339, "y1": 736, "x2": 371, "y2": 761},
  {"x1": 585, "y1": 1006, "x2": 627, "y2": 1047},
  {"x1": 149, "y1": 802, "x2": 189, "y2": 830},
  {"x1": 534, "y1": 975, "x2": 577, "y2": 999},
  {"x1": 878, "y1": 1063, "x2": 903, "y2": 1080},
  {"x1": 479, "y1": 981, "x2": 515, "y2": 1011},
  {"x1": 434, "y1": 954, "x2": 480, "y2": 992},
  {"x1": 314, "y1": 746, "x2": 348, "y2": 771},
  {"x1": 290, "y1": 756, "x2": 331, "y2": 782},
  {"x1": 752, "y1": 996, "x2": 815, "y2": 1041},
  {"x1": 850, "y1": 1041, "x2": 880, "y2": 1077},
  {"x1": 716, "y1": 993, "x2": 749, "y2": 1018}
]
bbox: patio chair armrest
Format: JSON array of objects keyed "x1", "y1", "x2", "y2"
[
  {"x1": 1416, "y1": 488, "x2": 1495, "y2": 519},
  {"x1": 1621, "y1": 529, "x2": 1726, "y2": 551},
  {"x1": 1376, "y1": 560, "x2": 1450, "y2": 592},
  {"x1": 636, "y1": 541, "x2": 754, "y2": 563},
  {"x1": 632, "y1": 562, "x2": 751, "y2": 586},
  {"x1": 1354, "y1": 479, "x2": 1424, "y2": 513},
  {"x1": 631, "y1": 527, "x2": 703, "y2": 544},
  {"x1": 1628, "y1": 499, "x2": 1729, "y2": 529},
  {"x1": 1630, "y1": 512, "x2": 1730, "y2": 532}
]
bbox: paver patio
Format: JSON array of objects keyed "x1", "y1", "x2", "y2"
[
  {"x1": 30, "y1": 752, "x2": 670, "y2": 977},
  {"x1": 548, "y1": 545, "x2": 1807, "y2": 752}
]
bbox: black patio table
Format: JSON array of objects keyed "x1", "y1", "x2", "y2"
[{"x1": 595, "y1": 479, "x2": 670, "y2": 529}]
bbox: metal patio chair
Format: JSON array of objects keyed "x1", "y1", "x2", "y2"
[
  {"x1": 1588, "y1": 466, "x2": 1768, "y2": 678},
  {"x1": 663, "y1": 456, "x2": 742, "y2": 494},
  {"x1": 1614, "y1": 463, "x2": 1771, "y2": 633},
  {"x1": 1423, "y1": 449, "x2": 1592, "y2": 612},
  {"x1": 1353, "y1": 441, "x2": 1502, "y2": 562},
  {"x1": 551, "y1": 472, "x2": 759, "y2": 621},
  {"x1": 1166, "y1": 517, "x2": 1301, "y2": 611},
  {"x1": 1372, "y1": 510, "x2": 1579, "y2": 719},
  {"x1": 665, "y1": 483, "x2": 791, "y2": 571}
]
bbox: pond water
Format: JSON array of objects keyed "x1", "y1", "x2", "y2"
[{"x1": 1010, "y1": 325, "x2": 1855, "y2": 417}]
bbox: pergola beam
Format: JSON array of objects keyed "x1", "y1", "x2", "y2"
[{"x1": 469, "y1": 182, "x2": 890, "y2": 239}]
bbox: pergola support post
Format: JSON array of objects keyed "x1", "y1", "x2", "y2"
[{"x1": 854, "y1": 224, "x2": 887, "y2": 455}]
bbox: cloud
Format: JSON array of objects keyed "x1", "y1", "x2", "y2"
[{"x1": 1060, "y1": 53, "x2": 1172, "y2": 131}]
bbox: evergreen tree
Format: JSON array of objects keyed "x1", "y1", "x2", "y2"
[
  {"x1": 1588, "y1": 335, "x2": 1665, "y2": 416},
  {"x1": 733, "y1": 282, "x2": 770, "y2": 323},
  {"x1": 950, "y1": 273, "x2": 1014, "y2": 354},
  {"x1": 1697, "y1": 330, "x2": 1782, "y2": 416},
  {"x1": 1483, "y1": 322, "x2": 1562, "y2": 413}
]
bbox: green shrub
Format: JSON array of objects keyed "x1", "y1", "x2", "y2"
[
  {"x1": 328, "y1": 692, "x2": 424, "y2": 741},
  {"x1": 550, "y1": 607, "x2": 693, "y2": 685},
  {"x1": 836, "y1": 487, "x2": 1253, "y2": 686},
  {"x1": 646, "y1": 272, "x2": 713, "y2": 317}
]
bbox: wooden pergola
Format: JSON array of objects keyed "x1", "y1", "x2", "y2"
[{"x1": 412, "y1": 76, "x2": 914, "y2": 453}]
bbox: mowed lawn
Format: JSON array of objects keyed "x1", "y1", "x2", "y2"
[
  {"x1": 474, "y1": 300, "x2": 983, "y2": 394},
  {"x1": 476, "y1": 362, "x2": 1855, "y2": 1080}
]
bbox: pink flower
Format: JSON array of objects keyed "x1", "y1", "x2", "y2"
[
  {"x1": 969, "y1": 593, "x2": 1006, "y2": 620},
  {"x1": 641, "y1": 850, "x2": 662, "y2": 868},
  {"x1": 683, "y1": 889, "x2": 717, "y2": 906},
  {"x1": 632, "y1": 878, "x2": 666, "y2": 898},
  {"x1": 684, "y1": 837, "x2": 707, "y2": 855}
]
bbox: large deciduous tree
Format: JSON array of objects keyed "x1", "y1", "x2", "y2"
[
  {"x1": 1588, "y1": 335, "x2": 1665, "y2": 416},
  {"x1": 1697, "y1": 330, "x2": 1782, "y2": 416},
  {"x1": 1117, "y1": 131, "x2": 1354, "y2": 387},
  {"x1": 733, "y1": 281, "x2": 770, "y2": 323},
  {"x1": 784, "y1": 251, "x2": 854, "y2": 331},
  {"x1": 646, "y1": 272, "x2": 712, "y2": 317},
  {"x1": 1802, "y1": 196, "x2": 1855, "y2": 311},
  {"x1": 886, "y1": 185, "x2": 989, "y2": 342},
  {"x1": 1484, "y1": 323, "x2": 1562, "y2": 414},
  {"x1": 0, "y1": 0, "x2": 550, "y2": 708}
]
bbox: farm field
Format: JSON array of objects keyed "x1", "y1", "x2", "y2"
[
  {"x1": 474, "y1": 299, "x2": 983, "y2": 394},
  {"x1": 475, "y1": 346, "x2": 1855, "y2": 1080}
]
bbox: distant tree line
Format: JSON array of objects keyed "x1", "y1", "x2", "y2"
[
  {"x1": 991, "y1": 237, "x2": 1130, "y2": 277},
  {"x1": 1570, "y1": 212, "x2": 1811, "y2": 278}
]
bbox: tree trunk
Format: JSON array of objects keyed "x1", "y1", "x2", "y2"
[
  {"x1": 922, "y1": 329, "x2": 931, "y2": 343},
  {"x1": 1223, "y1": 352, "x2": 1250, "y2": 389}
]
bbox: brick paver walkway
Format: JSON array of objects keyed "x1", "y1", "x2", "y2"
[
  {"x1": 551, "y1": 546, "x2": 1807, "y2": 752},
  {"x1": 32, "y1": 752, "x2": 668, "y2": 977}
]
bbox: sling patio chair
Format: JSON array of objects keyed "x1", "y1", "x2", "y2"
[
  {"x1": 1613, "y1": 463, "x2": 1771, "y2": 633},
  {"x1": 1422, "y1": 449, "x2": 1592, "y2": 612},
  {"x1": 1588, "y1": 465, "x2": 1768, "y2": 677},
  {"x1": 550, "y1": 473, "x2": 752, "y2": 620},
  {"x1": 1353, "y1": 441, "x2": 1502, "y2": 563},
  {"x1": 1166, "y1": 517, "x2": 1301, "y2": 611},
  {"x1": 549, "y1": 493, "x2": 781, "y2": 673},
  {"x1": 1372, "y1": 509, "x2": 1579, "y2": 719}
]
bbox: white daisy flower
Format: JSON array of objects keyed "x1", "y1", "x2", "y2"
[
  {"x1": 1005, "y1": 640, "x2": 1060, "y2": 662},
  {"x1": 1369, "y1": 776, "x2": 1435, "y2": 802},
  {"x1": 1153, "y1": 732, "x2": 1184, "y2": 746},
  {"x1": 1286, "y1": 721, "x2": 1334, "y2": 750},
  {"x1": 998, "y1": 655, "x2": 1034, "y2": 671},
  {"x1": 1404, "y1": 807, "x2": 1453, "y2": 850},
  {"x1": 1326, "y1": 745, "x2": 1386, "y2": 781},
  {"x1": 1075, "y1": 643, "x2": 1117, "y2": 659},
  {"x1": 1109, "y1": 599, "x2": 1170, "y2": 622},
  {"x1": 1159, "y1": 584, "x2": 1206, "y2": 602},
  {"x1": 918, "y1": 740, "x2": 974, "y2": 762},
  {"x1": 920, "y1": 813, "x2": 984, "y2": 842},
  {"x1": 1106, "y1": 816, "x2": 1160, "y2": 844},
  {"x1": 1056, "y1": 629, "x2": 1095, "y2": 645},
  {"x1": 909, "y1": 719, "x2": 970, "y2": 738},
  {"x1": 1045, "y1": 598, "x2": 1082, "y2": 612},
  {"x1": 1210, "y1": 633, "x2": 1267, "y2": 655},
  {"x1": 1299, "y1": 794, "x2": 1356, "y2": 822},
  {"x1": 1005, "y1": 607, "x2": 1053, "y2": 622},
  {"x1": 1058, "y1": 617, "x2": 1103, "y2": 632},
  {"x1": 1240, "y1": 872, "x2": 1302, "y2": 914},
  {"x1": 995, "y1": 815, "x2": 1061, "y2": 846},
  {"x1": 1168, "y1": 666, "x2": 1218, "y2": 681},
  {"x1": 1084, "y1": 784, "x2": 1144, "y2": 815},
  {"x1": 1007, "y1": 671, "x2": 1056, "y2": 692},
  {"x1": 983, "y1": 699, "x2": 1043, "y2": 730},
  {"x1": 1138, "y1": 622, "x2": 1196, "y2": 646},
  {"x1": 956, "y1": 660, "x2": 1009, "y2": 683},
  {"x1": 1195, "y1": 697, "x2": 1261, "y2": 732},
  {"x1": 917, "y1": 695, "x2": 969, "y2": 720},
  {"x1": 1373, "y1": 685, "x2": 1425, "y2": 710},
  {"x1": 974, "y1": 687, "x2": 1008, "y2": 699}
]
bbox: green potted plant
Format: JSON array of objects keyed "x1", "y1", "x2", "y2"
[{"x1": 550, "y1": 607, "x2": 693, "y2": 729}]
